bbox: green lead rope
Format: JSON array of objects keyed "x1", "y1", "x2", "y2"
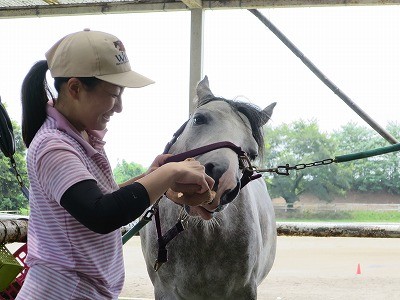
[
  {"x1": 121, "y1": 143, "x2": 400, "y2": 243},
  {"x1": 335, "y1": 143, "x2": 400, "y2": 163},
  {"x1": 122, "y1": 217, "x2": 151, "y2": 244},
  {"x1": 122, "y1": 201, "x2": 160, "y2": 245}
]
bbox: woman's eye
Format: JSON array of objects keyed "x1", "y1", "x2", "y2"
[{"x1": 193, "y1": 115, "x2": 206, "y2": 125}]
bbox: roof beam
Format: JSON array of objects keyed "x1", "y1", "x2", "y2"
[
  {"x1": 1, "y1": 0, "x2": 400, "y2": 18},
  {"x1": 205, "y1": 0, "x2": 400, "y2": 9},
  {"x1": 181, "y1": 0, "x2": 203, "y2": 9},
  {"x1": 0, "y1": 2, "x2": 188, "y2": 19}
]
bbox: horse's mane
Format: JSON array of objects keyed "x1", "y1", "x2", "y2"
[{"x1": 198, "y1": 97, "x2": 265, "y2": 159}]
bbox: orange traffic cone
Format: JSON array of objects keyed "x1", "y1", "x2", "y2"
[{"x1": 356, "y1": 263, "x2": 361, "y2": 275}]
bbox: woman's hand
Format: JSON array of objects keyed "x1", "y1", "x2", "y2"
[
  {"x1": 170, "y1": 159, "x2": 214, "y2": 194},
  {"x1": 145, "y1": 154, "x2": 172, "y2": 175},
  {"x1": 136, "y1": 157, "x2": 214, "y2": 205}
]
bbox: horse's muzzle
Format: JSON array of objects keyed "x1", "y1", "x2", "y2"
[{"x1": 219, "y1": 181, "x2": 240, "y2": 206}]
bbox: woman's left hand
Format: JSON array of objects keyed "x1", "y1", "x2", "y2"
[{"x1": 146, "y1": 154, "x2": 172, "y2": 174}]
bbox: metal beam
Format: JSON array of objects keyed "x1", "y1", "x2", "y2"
[
  {"x1": 0, "y1": 2, "x2": 188, "y2": 18},
  {"x1": 181, "y1": 0, "x2": 203, "y2": 9},
  {"x1": 204, "y1": 0, "x2": 400, "y2": 9},
  {"x1": 189, "y1": 8, "x2": 204, "y2": 114},
  {"x1": 249, "y1": 9, "x2": 399, "y2": 144},
  {"x1": 1, "y1": 0, "x2": 400, "y2": 18}
]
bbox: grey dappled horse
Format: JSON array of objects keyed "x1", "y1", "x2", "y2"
[{"x1": 140, "y1": 76, "x2": 277, "y2": 300}]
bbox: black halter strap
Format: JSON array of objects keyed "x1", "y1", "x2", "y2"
[{"x1": 165, "y1": 141, "x2": 245, "y2": 163}]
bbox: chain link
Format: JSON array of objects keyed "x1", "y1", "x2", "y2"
[
  {"x1": 10, "y1": 157, "x2": 25, "y2": 189},
  {"x1": 256, "y1": 158, "x2": 335, "y2": 176}
]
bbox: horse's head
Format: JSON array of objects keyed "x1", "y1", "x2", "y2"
[{"x1": 168, "y1": 76, "x2": 276, "y2": 220}]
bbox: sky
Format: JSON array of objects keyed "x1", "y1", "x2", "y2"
[{"x1": 1, "y1": 5, "x2": 400, "y2": 169}]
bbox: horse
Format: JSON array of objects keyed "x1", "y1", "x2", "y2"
[{"x1": 140, "y1": 76, "x2": 277, "y2": 300}]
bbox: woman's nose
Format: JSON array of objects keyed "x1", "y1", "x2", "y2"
[{"x1": 113, "y1": 97, "x2": 123, "y2": 113}]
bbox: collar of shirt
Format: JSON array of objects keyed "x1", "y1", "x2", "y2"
[{"x1": 46, "y1": 104, "x2": 107, "y2": 157}]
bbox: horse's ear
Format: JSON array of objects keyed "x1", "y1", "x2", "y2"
[
  {"x1": 195, "y1": 76, "x2": 215, "y2": 106},
  {"x1": 260, "y1": 102, "x2": 277, "y2": 126}
]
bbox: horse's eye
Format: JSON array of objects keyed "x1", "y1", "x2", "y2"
[
  {"x1": 249, "y1": 153, "x2": 258, "y2": 161},
  {"x1": 193, "y1": 114, "x2": 206, "y2": 125}
]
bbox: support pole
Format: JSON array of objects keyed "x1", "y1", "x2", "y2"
[
  {"x1": 189, "y1": 8, "x2": 204, "y2": 114},
  {"x1": 249, "y1": 9, "x2": 398, "y2": 145}
]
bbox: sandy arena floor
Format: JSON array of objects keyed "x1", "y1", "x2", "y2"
[{"x1": 121, "y1": 235, "x2": 400, "y2": 300}]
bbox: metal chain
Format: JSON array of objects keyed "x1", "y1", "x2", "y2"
[
  {"x1": 10, "y1": 157, "x2": 25, "y2": 189},
  {"x1": 256, "y1": 158, "x2": 335, "y2": 176},
  {"x1": 9, "y1": 156, "x2": 30, "y2": 199}
]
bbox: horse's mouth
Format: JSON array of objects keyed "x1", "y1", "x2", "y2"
[
  {"x1": 184, "y1": 194, "x2": 228, "y2": 220},
  {"x1": 186, "y1": 205, "x2": 215, "y2": 220},
  {"x1": 182, "y1": 183, "x2": 240, "y2": 220}
]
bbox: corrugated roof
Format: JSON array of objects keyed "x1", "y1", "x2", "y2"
[{"x1": 0, "y1": 0, "x2": 398, "y2": 18}]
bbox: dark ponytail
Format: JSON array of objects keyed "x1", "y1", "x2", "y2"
[{"x1": 21, "y1": 60, "x2": 54, "y2": 148}]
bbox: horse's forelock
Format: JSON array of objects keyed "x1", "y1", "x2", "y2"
[{"x1": 197, "y1": 97, "x2": 265, "y2": 158}]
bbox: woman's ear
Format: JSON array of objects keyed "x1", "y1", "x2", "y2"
[{"x1": 66, "y1": 78, "x2": 82, "y2": 100}]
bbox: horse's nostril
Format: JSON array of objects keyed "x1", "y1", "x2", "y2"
[
  {"x1": 204, "y1": 163, "x2": 215, "y2": 177},
  {"x1": 220, "y1": 182, "x2": 240, "y2": 205},
  {"x1": 204, "y1": 162, "x2": 227, "y2": 181}
]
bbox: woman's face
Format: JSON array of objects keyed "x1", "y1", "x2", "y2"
[{"x1": 75, "y1": 80, "x2": 124, "y2": 132}]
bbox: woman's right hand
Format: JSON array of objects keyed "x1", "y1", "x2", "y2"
[
  {"x1": 170, "y1": 159, "x2": 214, "y2": 195},
  {"x1": 136, "y1": 158, "x2": 214, "y2": 206}
]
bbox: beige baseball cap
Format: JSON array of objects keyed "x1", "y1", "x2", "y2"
[{"x1": 45, "y1": 29, "x2": 155, "y2": 88}]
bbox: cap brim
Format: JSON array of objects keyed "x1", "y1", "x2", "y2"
[{"x1": 96, "y1": 70, "x2": 155, "y2": 88}]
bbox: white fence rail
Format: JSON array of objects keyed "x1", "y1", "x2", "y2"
[{"x1": 277, "y1": 221, "x2": 400, "y2": 238}]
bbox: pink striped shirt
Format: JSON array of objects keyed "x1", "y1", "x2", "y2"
[{"x1": 17, "y1": 105, "x2": 124, "y2": 299}]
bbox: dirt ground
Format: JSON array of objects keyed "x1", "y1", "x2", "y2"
[{"x1": 120, "y1": 235, "x2": 400, "y2": 300}]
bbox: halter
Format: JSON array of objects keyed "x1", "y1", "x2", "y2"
[
  {"x1": 165, "y1": 141, "x2": 261, "y2": 188},
  {"x1": 163, "y1": 119, "x2": 262, "y2": 188}
]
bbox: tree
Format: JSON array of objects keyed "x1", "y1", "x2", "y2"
[
  {"x1": 332, "y1": 122, "x2": 400, "y2": 194},
  {"x1": 113, "y1": 160, "x2": 146, "y2": 184},
  {"x1": 263, "y1": 119, "x2": 351, "y2": 208},
  {"x1": 0, "y1": 120, "x2": 29, "y2": 211}
]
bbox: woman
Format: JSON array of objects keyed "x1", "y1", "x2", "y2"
[{"x1": 17, "y1": 29, "x2": 213, "y2": 299}]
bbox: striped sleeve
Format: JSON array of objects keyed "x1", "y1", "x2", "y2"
[{"x1": 35, "y1": 137, "x2": 95, "y2": 204}]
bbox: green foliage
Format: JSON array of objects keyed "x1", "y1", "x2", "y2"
[
  {"x1": 113, "y1": 160, "x2": 146, "y2": 184},
  {"x1": 264, "y1": 119, "x2": 350, "y2": 207},
  {"x1": 275, "y1": 208, "x2": 352, "y2": 221},
  {"x1": 350, "y1": 210, "x2": 400, "y2": 222},
  {"x1": 275, "y1": 210, "x2": 400, "y2": 223},
  {"x1": 0, "y1": 121, "x2": 29, "y2": 211},
  {"x1": 264, "y1": 119, "x2": 400, "y2": 208},
  {"x1": 332, "y1": 122, "x2": 400, "y2": 194}
]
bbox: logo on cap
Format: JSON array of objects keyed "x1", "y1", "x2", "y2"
[
  {"x1": 113, "y1": 40, "x2": 129, "y2": 65},
  {"x1": 113, "y1": 40, "x2": 126, "y2": 52}
]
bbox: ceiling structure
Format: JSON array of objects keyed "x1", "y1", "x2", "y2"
[
  {"x1": 1, "y1": 0, "x2": 399, "y2": 140},
  {"x1": 0, "y1": 0, "x2": 399, "y2": 18}
]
